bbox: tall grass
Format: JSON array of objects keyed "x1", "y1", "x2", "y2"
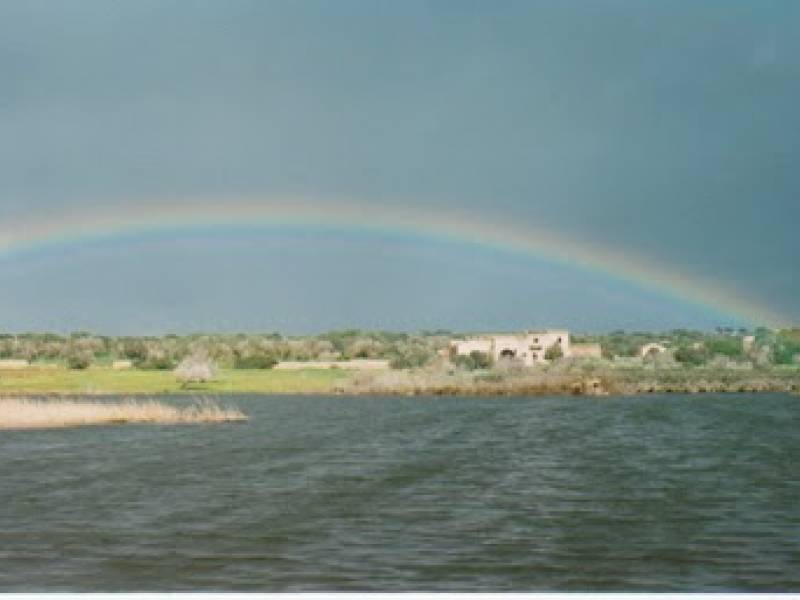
[
  {"x1": 338, "y1": 364, "x2": 800, "y2": 396},
  {"x1": 0, "y1": 398, "x2": 247, "y2": 429}
]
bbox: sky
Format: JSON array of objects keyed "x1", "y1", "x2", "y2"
[{"x1": 0, "y1": 0, "x2": 798, "y2": 334}]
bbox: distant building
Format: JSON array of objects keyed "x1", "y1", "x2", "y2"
[
  {"x1": 112, "y1": 360, "x2": 134, "y2": 370},
  {"x1": 639, "y1": 342, "x2": 668, "y2": 358},
  {"x1": 449, "y1": 338, "x2": 493, "y2": 357},
  {"x1": 450, "y1": 330, "x2": 571, "y2": 367},
  {"x1": 742, "y1": 335, "x2": 756, "y2": 352},
  {"x1": 0, "y1": 359, "x2": 30, "y2": 369}
]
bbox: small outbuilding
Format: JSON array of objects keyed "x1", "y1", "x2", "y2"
[
  {"x1": 0, "y1": 359, "x2": 30, "y2": 369},
  {"x1": 639, "y1": 343, "x2": 668, "y2": 358}
]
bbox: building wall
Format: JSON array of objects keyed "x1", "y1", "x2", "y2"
[
  {"x1": 449, "y1": 339, "x2": 493, "y2": 357},
  {"x1": 0, "y1": 359, "x2": 30, "y2": 369},
  {"x1": 639, "y1": 343, "x2": 668, "y2": 358}
]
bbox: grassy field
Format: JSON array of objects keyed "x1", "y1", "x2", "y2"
[
  {"x1": 3, "y1": 365, "x2": 797, "y2": 397},
  {"x1": 0, "y1": 367, "x2": 349, "y2": 396}
]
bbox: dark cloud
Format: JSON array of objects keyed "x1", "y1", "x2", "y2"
[{"x1": 1, "y1": 0, "x2": 797, "y2": 329}]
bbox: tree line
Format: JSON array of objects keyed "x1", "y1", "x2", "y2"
[
  {"x1": 0, "y1": 328, "x2": 798, "y2": 370},
  {"x1": 0, "y1": 330, "x2": 451, "y2": 370}
]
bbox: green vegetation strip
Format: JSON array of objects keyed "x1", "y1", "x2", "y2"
[{"x1": 0, "y1": 368, "x2": 349, "y2": 396}]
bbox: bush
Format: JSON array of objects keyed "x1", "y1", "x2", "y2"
[
  {"x1": 705, "y1": 336, "x2": 744, "y2": 358},
  {"x1": 773, "y1": 330, "x2": 800, "y2": 365},
  {"x1": 389, "y1": 355, "x2": 415, "y2": 369},
  {"x1": 64, "y1": 347, "x2": 93, "y2": 370},
  {"x1": 234, "y1": 354, "x2": 277, "y2": 369},
  {"x1": 137, "y1": 356, "x2": 176, "y2": 370},
  {"x1": 545, "y1": 343, "x2": 564, "y2": 361},
  {"x1": 674, "y1": 345, "x2": 707, "y2": 366},
  {"x1": 174, "y1": 353, "x2": 217, "y2": 384},
  {"x1": 120, "y1": 339, "x2": 148, "y2": 361},
  {"x1": 389, "y1": 347, "x2": 431, "y2": 369},
  {"x1": 453, "y1": 351, "x2": 492, "y2": 370}
]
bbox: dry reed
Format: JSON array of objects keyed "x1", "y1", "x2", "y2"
[{"x1": 0, "y1": 398, "x2": 247, "y2": 429}]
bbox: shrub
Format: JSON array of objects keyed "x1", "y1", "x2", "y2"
[
  {"x1": 174, "y1": 352, "x2": 217, "y2": 384},
  {"x1": 64, "y1": 346, "x2": 93, "y2": 370},
  {"x1": 234, "y1": 354, "x2": 277, "y2": 369},
  {"x1": 705, "y1": 336, "x2": 744, "y2": 358},
  {"x1": 136, "y1": 355, "x2": 176, "y2": 370},
  {"x1": 389, "y1": 355, "x2": 415, "y2": 369},
  {"x1": 773, "y1": 330, "x2": 800, "y2": 365},
  {"x1": 674, "y1": 345, "x2": 707, "y2": 366},
  {"x1": 453, "y1": 351, "x2": 492, "y2": 370},
  {"x1": 389, "y1": 347, "x2": 431, "y2": 369},
  {"x1": 471, "y1": 350, "x2": 493, "y2": 369},
  {"x1": 545, "y1": 343, "x2": 564, "y2": 361},
  {"x1": 120, "y1": 339, "x2": 149, "y2": 361}
]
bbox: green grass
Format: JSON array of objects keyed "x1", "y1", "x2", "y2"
[{"x1": 0, "y1": 367, "x2": 349, "y2": 395}]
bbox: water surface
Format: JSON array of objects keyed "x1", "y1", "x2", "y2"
[{"x1": 1, "y1": 394, "x2": 798, "y2": 591}]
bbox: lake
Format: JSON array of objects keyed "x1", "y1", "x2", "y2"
[{"x1": 1, "y1": 393, "x2": 798, "y2": 591}]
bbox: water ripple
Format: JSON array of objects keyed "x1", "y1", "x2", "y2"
[{"x1": 0, "y1": 393, "x2": 798, "y2": 591}]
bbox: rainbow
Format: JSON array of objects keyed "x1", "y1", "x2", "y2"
[{"x1": 0, "y1": 197, "x2": 789, "y2": 326}]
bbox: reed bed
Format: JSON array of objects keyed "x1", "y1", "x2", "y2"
[
  {"x1": 0, "y1": 398, "x2": 247, "y2": 429},
  {"x1": 337, "y1": 368, "x2": 609, "y2": 396},
  {"x1": 338, "y1": 365, "x2": 800, "y2": 396}
]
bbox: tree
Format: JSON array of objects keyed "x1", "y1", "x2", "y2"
[
  {"x1": 705, "y1": 336, "x2": 744, "y2": 358},
  {"x1": 674, "y1": 345, "x2": 707, "y2": 366},
  {"x1": 120, "y1": 338, "x2": 148, "y2": 362},
  {"x1": 453, "y1": 351, "x2": 492, "y2": 371},
  {"x1": 773, "y1": 330, "x2": 800, "y2": 365},
  {"x1": 136, "y1": 342, "x2": 176, "y2": 369},
  {"x1": 64, "y1": 346, "x2": 93, "y2": 370},
  {"x1": 545, "y1": 343, "x2": 564, "y2": 361},
  {"x1": 174, "y1": 352, "x2": 217, "y2": 385},
  {"x1": 234, "y1": 353, "x2": 277, "y2": 369}
]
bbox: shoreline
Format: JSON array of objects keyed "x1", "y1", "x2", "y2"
[
  {"x1": 335, "y1": 379, "x2": 800, "y2": 397},
  {"x1": 1, "y1": 365, "x2": 798, "y2": 397},
  {"x1": 335, "y1": 364, "x2": 800, "y2": 397}
]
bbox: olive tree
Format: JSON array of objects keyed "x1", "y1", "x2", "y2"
[{"x1": 174, "y1": 351, "x2": 217, "y2": 385}]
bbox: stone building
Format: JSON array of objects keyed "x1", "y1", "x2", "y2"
[
  {"x1": 450, "y1": 330, "x2": 571, "y2": 367},
  {"x1": 639, "y1": 342, "x2": 669, "y2": 358}
]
